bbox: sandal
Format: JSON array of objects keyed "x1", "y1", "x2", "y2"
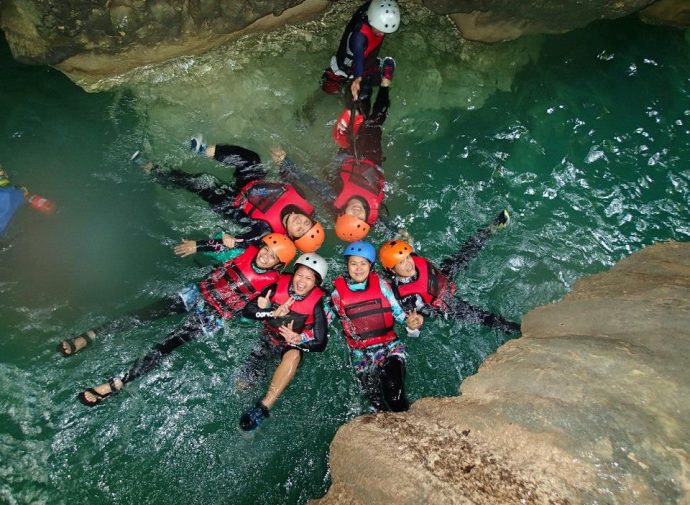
[
  {"x1": 58, "y1": 330, "x2": 96, "y2": 357},
  {"x1": 78, "y1": 378, "x2": 122, "y2": 407}
]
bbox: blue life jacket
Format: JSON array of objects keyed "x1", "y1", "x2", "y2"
[{"x1": 0, "y1": 186, "x2": 25, "y2": 236}]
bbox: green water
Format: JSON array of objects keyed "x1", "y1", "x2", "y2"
[{"x1": 1, "y1": 6, "x2": 689, "y2": 504}]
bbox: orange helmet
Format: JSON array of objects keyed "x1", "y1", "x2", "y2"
[
  {"x1": 335, "y1": 214, "x2": 370, "y2": 242},
  {"x1": 261, "y1": 233, "x2": 297, "y2": 266},
  {"x1": 332, "y1": 109, "x2": 364, "y2": 149},
  {"x1": 294, "y1": 221, "x2": 325, "y2": 253},
  {"x1": 379, "y1": 240, "x2": 413, "y2": 269}
]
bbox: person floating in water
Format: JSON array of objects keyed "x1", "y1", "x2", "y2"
[
  {"x1": 76, "y1": 233, "x2": 297, "y2": 406},
  {"x1": 330, "y1": 241, "x2": 423, "y2": 412},
  {"x1": 279, "y1": 74, "x2": 398, "y2": 242},
  {"x1": 238, "y1": 253, "x2": 333, "y2": 431},
  {"x1": 0, "y1": 164, "x2": 55, "y2": 236},
  {"x1": 139, "y1": 143, "x2": 325, "y2": 252},
  {"x1": 378, "y1": 211, "x2": 521, "y2": 335},
  {"x1": 322, "y1": 0, "x2": 400, "y2": 105}
]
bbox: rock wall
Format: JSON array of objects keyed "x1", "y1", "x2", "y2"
[
  {"x1": 311, "y1": 241, "x2": 690, "y2": 505},
  {"x1": 2, "y1": 0, "x2": 690, "y2": 90},
  {"x1": 424, "y1": 0, "x2": 657, "y2": 42},
  {"x1": 0, "y1": 0, "x2": 328, "y2": 89}
]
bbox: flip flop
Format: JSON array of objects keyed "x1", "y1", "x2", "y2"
[
  {"x1": 78, "y1": 378, "x2": 121, "y2": 407},
  {"x1": 58, "y1": 330, "x2": 96, "y2": 357}
]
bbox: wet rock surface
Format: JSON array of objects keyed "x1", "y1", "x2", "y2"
[{"x1": 312, "y1": 241, "x2": 690, "y2": 504}]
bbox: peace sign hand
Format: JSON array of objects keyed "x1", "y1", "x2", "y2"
[
  {"x1": 278, "y1": 320, "x2": 300, "y2": 344},
  {"x1": 272, "y1": 297, "x2": 295, "y2": 318}
]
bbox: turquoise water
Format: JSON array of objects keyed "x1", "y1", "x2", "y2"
[{"x1": 1, "y1": 8, "x2": 689, "y2": 504}]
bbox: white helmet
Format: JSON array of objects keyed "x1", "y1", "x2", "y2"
[
  {"x1": 367, "y1": 0, "x2": 400, "y2": 34},
  {"x1": 294, "y1": 253, "x2": 329, "y2": 284}
]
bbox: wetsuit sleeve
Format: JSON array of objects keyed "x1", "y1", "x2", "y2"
[
  {"x1": 235, "y1": 220, "x2": 273, "y2": 244},
  {"x1": 294, "y1": 300, "x2": 329, "y2": 353},
  {"x1": 350, "y1": 31, "x2": 368, "y2": 78}
]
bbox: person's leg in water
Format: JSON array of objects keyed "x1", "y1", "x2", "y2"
[
  {"x1": 353, "y1": 84, "x2": 391, "y2": 166},
  {"x1": 439, "y1": 209, "x2": 510, "y2": 280},
  {"x1": 381, "y1": 355, "x2": 409, "y2": 412},
  {"x1": 59, "y1": 295, "x2": 188, "y2": 357},
  {"x1": 239, "y1": 346, "x2": 302, "y2": 430},
  {"x1": 78, "y1": 314, "x2": 206, "y2": 406},
  {"x1": 441, "y1": 295, "x2": 520, "y2": 334},
  {"x1": 143, "y1": 144, "x2": 266, "y2": 219},
  {"x1": 356, "y1": 367, "x2": 384, "y2": 412}
]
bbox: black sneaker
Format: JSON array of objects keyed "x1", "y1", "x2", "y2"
[
  {"x1": 239, "y1": 402, "x2": 270, "y2": 431},
  {"x1": 190, "y1": 134, "x2": 206, "y2": 155},
  {"x1": 492, "y1": 209, "x2": 510, "y2": 230},
  {"x1": 381, "y1": 57, "x2": 396, "y2": 82}
]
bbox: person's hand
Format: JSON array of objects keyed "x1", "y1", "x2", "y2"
[
  {"x1": 270, "y1": 146, "x2": 287, "y2": 165},
  {"x1": 174, "y1": 240, "x2": 197, "y2": 257},
  {"x1": 278, "y1": 320, "x2": 301, "y2": 344},
  {"x1": 350, "y1": 77, "x2": 362, "y2": 101},
  {"x1": 406, "y1": 309, "x2": 424, "y2": 330},
  {"x1": 272, "y1": 297, "x2": 295, "y2": 318},
  {"x1": 257, "y1": 290, "x2": 273, "y2": 309},
  {"x1": 222, "y1": 233, "x2": 243, "y2": 249}
]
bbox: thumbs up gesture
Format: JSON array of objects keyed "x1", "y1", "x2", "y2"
[{"x1": 258, "y1": 289, "x2": 273, "y2": 309}]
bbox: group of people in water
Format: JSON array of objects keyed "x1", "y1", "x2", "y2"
[{"x1": 56, "y1": 0, "x2": 520, "y2": 431}]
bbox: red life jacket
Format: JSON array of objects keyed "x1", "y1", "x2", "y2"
[
  {"x1": 333, "y1": 272, "x2": 396, "y2": 349},
  {"x1": 359, "y1": 23, "x2": 384, "y2": 63},
  {"x1": 264, "y1": 273, "x2": 325, "y2": 338},
  {"x1": 234, "y1": 180, "x2": 314, "y2": 233},
  {"x1": 199, "y1": 245, "x2": 280, "y2": 318},
  {"x1": 392, "y1": 255, "x2": 456, "y2": 308},
  {"x1": 333, "y1": 157, "x2": 384, "y2": 225}
]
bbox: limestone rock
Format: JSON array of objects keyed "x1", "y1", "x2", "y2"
[
  {"x1": 312, "y1": 242, "x2": 690, "y2": 504},
  {"x1": 640, "y1": 0, "x2": 690, "y2": 27},
  {"x1": 421, "y1": 0, "x2": 657, "y2": 42},
  {"x1": 0, "y1": 0, "x2": 328, "y2": 89}
]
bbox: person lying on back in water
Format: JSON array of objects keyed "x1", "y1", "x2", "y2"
[
  {"x1": 378, "y1": 211, "x2": 521, "y2": 335},
  {"x1": 279, "y1": 79, "x2": 400, "y2": 242},
  {"x1": 237, "y1": 253, "x2": 333, "y2": 431},
  {"x1": 138, "y1": 143, "x2": 325, "y2": 252},
  {"x1": 76, "y1": 233, "x2": 297, "y2": 406}
]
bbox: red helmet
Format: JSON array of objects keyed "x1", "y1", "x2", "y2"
[{"x1": 332, "y1": 109, "x2": 364, "y2": 149}]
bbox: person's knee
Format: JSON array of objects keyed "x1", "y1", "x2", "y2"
[{"x1": 282, "y1": 348, "x2": 301, "y2": 368}]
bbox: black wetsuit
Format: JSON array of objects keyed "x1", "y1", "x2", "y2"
[
  {"x1": 390, "y1": 225, "x2": 520, "y2": 334},
  {"x1": 151, "y1": 145, "x2": 273, "y2": 242},
  {"x1": 236, "y1": 284, "x2": 329, "y2": 385}
]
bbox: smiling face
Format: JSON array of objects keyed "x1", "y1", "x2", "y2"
[
  {"x1": 292, "y1": 265, "x2": 317, "y2": 296},
  {"x1": 255, "y1": 245, "x2": 280, "y2": 270},
  {"x1": 344, "y1": 198, "x2": 367, "y2": 221},
  {"x1": 285, "y1": 213, "x2": 313, "y2": 239},
  {"x1": 392, "y1": 254, "x2": 415, "y2": 278},
  {"x1": 347, "y1": 255, "x2": 371, "y2": 283}
]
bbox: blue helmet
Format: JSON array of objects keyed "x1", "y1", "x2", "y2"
[{"x1": 343, "y1": 241, "x2": 376, "y2": 264}]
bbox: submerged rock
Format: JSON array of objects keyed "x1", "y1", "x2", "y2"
[{"x1": 312, "y1": 241, "x2": 690, "y2": 504}]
